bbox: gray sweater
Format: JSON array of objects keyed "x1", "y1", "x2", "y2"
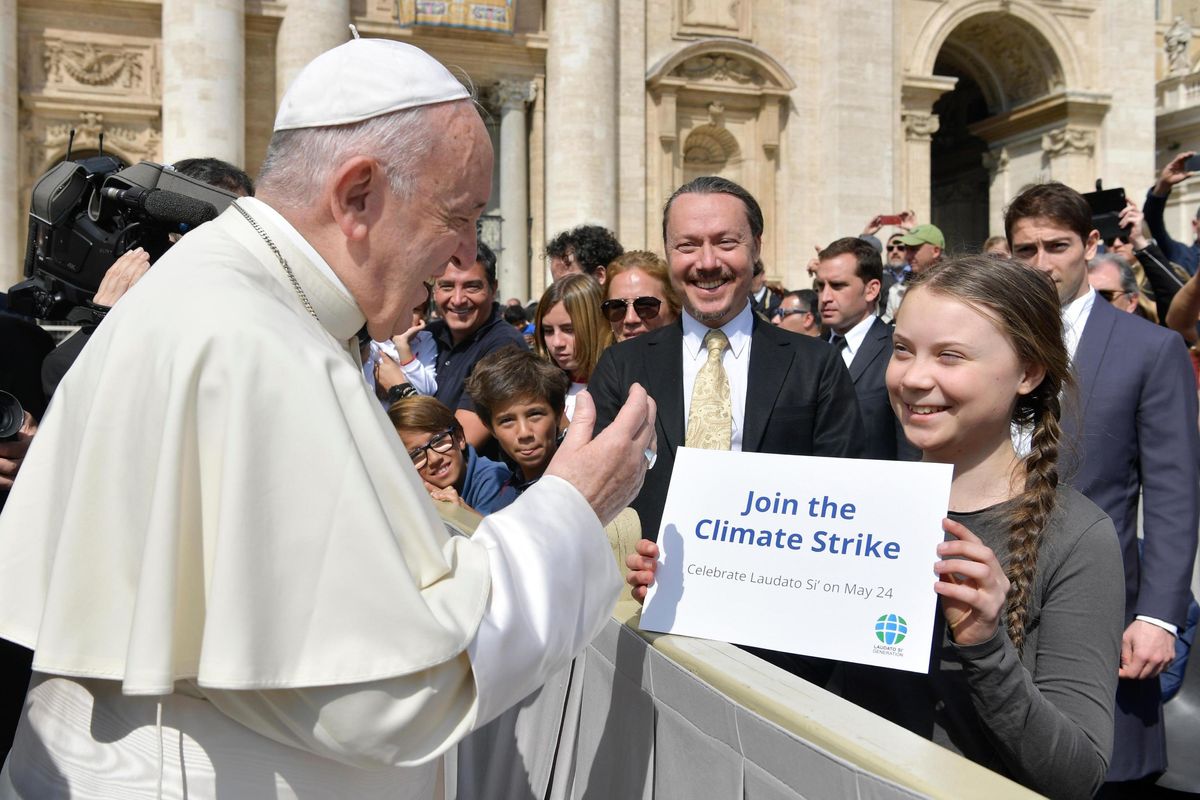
[{"x1": 838, "y1": 487, "x2": 1124, "y2": 799}]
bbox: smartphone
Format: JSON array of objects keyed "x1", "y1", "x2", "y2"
[
  {"x1": 1082, "y1": 187, "x2": 1128, "y2": 243},
  {"x1": 877, "y1": 214, "x2": 904, "y2": 226},
  {"x1": 1185, "y1": 154, "x2": 1200, "y2": 173}
]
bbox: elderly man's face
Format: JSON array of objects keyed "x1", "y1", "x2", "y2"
[
  {"x1": 1088, "y1": 261, "x2": 1139, "y2": 314},
  {"x1": 665, "y1": 192, "x2": 758, "y2": 328},
  {"x1": 367, "y1": 104, "x2": 493, "y2": 340}
]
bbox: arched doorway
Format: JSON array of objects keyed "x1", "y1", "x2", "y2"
[{"x1": 902, "y1": 6, "x2": 1104, "y2": 243}]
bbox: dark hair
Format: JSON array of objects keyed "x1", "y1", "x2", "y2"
[
  {"x1": 534, "y1": 273, "x2": 612, "y2": 382},
  {"x1": 661, "y1": 176, "x2": 764, "y2": 248},
  {"x1": 387, "y1": 395, "x2": 462, "y2": 437},
  {"x1": 904, "y1": 255, "x2": 1071, "y2": 654},
  {"x1": 1003, "y1": 182, "x2": 1093, "y2": 247},
  {"x1": 817, "y1": 236, "x2": 884, "y2": 284},
  {"x1": 476, "y1": 241, "x2": 498, "y2": 287},
  {"x1": 783, "y1": 288, "x2": 818, "y2": 317},
  {"x1": 465, "y1": 346, "x2": 570, "y2": 426},
  {"x1": 545, "y1": 225, "x2": 624, "y2": 275},
  {"x1": 503, "y1": 304, "x2": 529, "y2": 325},
  {"x1": 171, "y1": 157, "x2": 255, "y2": 197}
]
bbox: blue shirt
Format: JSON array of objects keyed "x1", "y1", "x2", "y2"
[{"x1": 460, "y1": 445, "x2": 517, "y2": 515}]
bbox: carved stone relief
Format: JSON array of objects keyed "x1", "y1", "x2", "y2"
[
  {"x1": 30, "y1": 34, "x2": 158, "y2": 101},
  {"x1": 682, "y1": 124, "x2": 740, "y2": 167},
  {"x1": 24, "y1": 111, "x2": 162, "y2": 177},
  {"x1": 939, "y1": 13, "x2": 1063, "y2": 112},
  {"x1": 675, "y1": 0, "x2": 751, "y2": 40},
  {"x1": 903, "y1": 111, "x2": 940, "y2": 141},
  {"x1": 672, "y1": 54, "x2": 762, "y2": 85},
  {"x1": 1041, "y1": 126, "x2": 1095, "y2": 157}
]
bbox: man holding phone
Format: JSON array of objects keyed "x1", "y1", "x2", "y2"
[{"x1": 1142, "y1": 151, "x2": 1200, "y2": 276}]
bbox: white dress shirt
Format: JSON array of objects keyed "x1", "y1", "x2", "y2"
[
  {"x1": 831, "y1": 313, "x2": 878, "y2": 368},
  {"x1": 682, "y1": 302, "x2": 754, "y2": 451}
]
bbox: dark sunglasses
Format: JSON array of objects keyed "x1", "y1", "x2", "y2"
[
  {"x1": 773, "y1": 307, "x2": 811, "y2": 319},
  {"x1": 406, "y1": 427, "x2": 459, "y2": 470},
  {"x1": 886, "y1": 243, "x2": 905, "y2": 252},
  {"x1": 601, "y1": 296, "x2": 662, "y2": 323},
  {"x1": 1096, "y1": 289, "x2": 1129, "y2": 304}
]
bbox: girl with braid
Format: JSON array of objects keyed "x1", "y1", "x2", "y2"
[
  {"x1": 838, "y1": 255, "x2": 1125, "y2": 798},
  {"x1": 624, "y1": 255, "x2": 1126, "y2": 799}
]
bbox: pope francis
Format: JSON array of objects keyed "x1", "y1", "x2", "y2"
[{"x1": 0, "y1": 39, "x2": 656, "y2": 798}]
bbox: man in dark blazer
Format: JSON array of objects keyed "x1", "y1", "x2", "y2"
[
  {"x1": 1007, "y1": 183, "x2": 1200, "y2": 790},
  {"x1": 813, "y1": 237, "x2": 919, "y2": 462},
  {"x1": 589, "y1": 176, "x2": 864, "y2": 541}
]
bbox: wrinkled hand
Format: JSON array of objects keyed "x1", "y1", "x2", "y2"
[
  {"x1": 1119, "y1": 620, "x2": 1175, "y2": 680},
  {"x1": 934, "y1": 518, "x2": 1009, "y2": 647},
  {"x1": 0, "y1": 412, "x2": 36, "y2": 491},
  {"x1": 424, "y1": 481, "x2": 475, "y2": 513},
  {"x1": 544, "y1": 384, "x2": 656, "y2": 526},
  {"x1": 1118, "y1": 200, "x2": 1149, "y2": 250},
  {"x1": 625, "y1": 538, "x2": 659, "y2": 604},
  {"x1": 1156, "y1": 152, "x2": 1195, "y2": 195},
  {"x1": 93, "y1": 247, "x2": 151, "y2": 308},
  {"x1": 373, "y1": 353, "x2": 409, "y2": 393}
]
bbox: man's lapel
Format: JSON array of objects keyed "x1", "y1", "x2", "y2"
[
  {"x1": 644, "y1": 322, "x2": 686, "y2": 453},
  {"x1": 744, "y1": 318, "x2": 794, "y2": 452},
  {"x1": 1070, "y1": 296, "x2": 1116, "y2": 426},
  {"x1": 848, "y1": 317, "x2": 889, "y2": 383}
]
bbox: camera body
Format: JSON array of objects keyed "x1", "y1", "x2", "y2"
[{"x1": 8, "y1": 158, "x2": 237, "y2": 320}]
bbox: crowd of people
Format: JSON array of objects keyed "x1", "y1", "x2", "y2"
[{"x1": 0, "y1": 36, "x2": 1198, "y2": 800}]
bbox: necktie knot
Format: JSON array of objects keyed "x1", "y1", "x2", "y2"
[
  {"x1": 831, "y1": 334, "x2": 847, "y2": 353},
  {"x1": 704, "y1": 328, "x2": 730, "y2": 358}
]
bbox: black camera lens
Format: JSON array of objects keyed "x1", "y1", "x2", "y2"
[{"x1": 0, "y1": 391, "x2": 25, "y2": 441}]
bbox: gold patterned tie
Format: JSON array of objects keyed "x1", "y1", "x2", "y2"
[{"x1": 686, "y1": 329, "x2": 732, "y2": 450}]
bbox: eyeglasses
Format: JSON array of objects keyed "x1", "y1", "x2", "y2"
[
  {"x1": 406, "y1": 427, "x2": 459, "y2": 470},
  {"x1": 886, "y1": 244, "x2": 905, "y2": 252},
  {"x1": 1096, "y1": 289, "x2": 1130, "y2": 304},
  {"x1": 600, "y1": 296, "x2": 663, "y2": 323},
  {"x1": 773, "y1": 307, "x2": 812, "y2": 319}
]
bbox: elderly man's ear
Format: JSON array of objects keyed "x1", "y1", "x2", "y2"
[{"x1": 329, "y1": 156, "x2": 384, "y2": 241}]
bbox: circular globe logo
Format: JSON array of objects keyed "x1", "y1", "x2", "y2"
[{"x1": 874, "y1": 613, "x2": 908, "y2": 645}]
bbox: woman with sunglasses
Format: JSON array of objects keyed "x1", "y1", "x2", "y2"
[
  {"x1": 387, "y1": 396, "x2": 516, "y2": 515},
  {"x1": 534, "y1": 273, "x2": 613, "y2": 421},
  {"x1": 601, "y1": 251, "x2": 682, "y2": 342}
]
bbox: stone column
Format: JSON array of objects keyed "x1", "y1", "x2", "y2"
[
  {"x1": 1042, "y1": 127, "x2": 1096, "y2": 193},
  {"x1": 276, "y1": 0, "x2": 350, "y2": 105},
  {"x1": 982, "y1": 147, "x2": 1010, "y2": 238},
  {"x1": 0, "y1": 0, "x2": 18, "y2": 290},
  {"x1": 545, "y1": 0, "x2": 617, "y2": 238},
  {"x1": 899, "y1": 75, "x2": 956, "y2": 222},
  {"x1": 161, "y1": 0, "x2": 245, "y2": 166},
  {"x1": 494, "y1": 80, "x2": 536, "y2": 302}
]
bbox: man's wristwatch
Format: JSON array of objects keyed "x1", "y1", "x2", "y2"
[{"x1": 385, "y1": 383, "x2": 417, "y2": 405}]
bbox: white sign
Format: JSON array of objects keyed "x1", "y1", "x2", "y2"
[{"x1": 640, "y1": 448, "x2": 953, "y2": 673}]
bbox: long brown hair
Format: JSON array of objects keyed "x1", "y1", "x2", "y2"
[
  {"x1": 534, "y1": 273, "x2": 612, "y2": 382},
  {"x1": 906, "y1": 254, "x2": 1071, "y2": 653}
]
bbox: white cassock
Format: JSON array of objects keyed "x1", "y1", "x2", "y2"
[{"x1": 0, "y1": 197, "x2": 620, "y2": 799}]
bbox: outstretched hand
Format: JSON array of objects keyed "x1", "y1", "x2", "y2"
[
  {"x1": 1155, "y1": 152, "x2": 1196, "y2": 195},
  {"x1": 933, "y1": 518, "x2": 1009, "y2": 647},
  {"x1": 93, "y1": 247, "x2": 152, "y2": 308},
  {"x1": 545, "y1": 384, "x2": 657, "y2": 526}
]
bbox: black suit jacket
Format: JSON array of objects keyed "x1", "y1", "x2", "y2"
[
  {"x1": 590, "y1": 314, "x2": 865, "y2": 539},
  {"x1": 1060, "y1": 296, "x2": 1200, "y2": 780},
  {"x1": 845, "y1": 317, "x2": 920, "y2": 461}
]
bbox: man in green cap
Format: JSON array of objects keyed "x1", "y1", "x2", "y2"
[{"x1": 898, "y1": 223, "x2": 945, "y2": 273}]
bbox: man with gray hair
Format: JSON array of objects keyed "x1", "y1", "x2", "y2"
[
  {"x1": 1089, "y1": 253, "x2": 1146, "y2": 318},
  {"x1": 0, "y1": 38, "x2": 654, "y2": 797}
]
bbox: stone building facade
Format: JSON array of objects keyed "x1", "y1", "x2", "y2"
[{"x1": 0, "y1": 0, "x2": 1190, "y2": 301}]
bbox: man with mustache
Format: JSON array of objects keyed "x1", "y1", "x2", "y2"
[{"x1": 589, "y1": 176, "x2": 864, "y2": 541}]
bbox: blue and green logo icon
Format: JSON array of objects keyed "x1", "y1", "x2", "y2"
[{"x1": 874, "y1": 613, "x2": 907, "y2": 645}]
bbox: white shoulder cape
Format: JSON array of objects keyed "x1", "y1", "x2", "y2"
[{"x1": 0, "y1": 200, "x2": 492, "y2": 694}]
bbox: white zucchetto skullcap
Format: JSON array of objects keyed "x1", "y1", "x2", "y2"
[{"x1": 274, "y1": 38, "x2": 470, "y2": 132}]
